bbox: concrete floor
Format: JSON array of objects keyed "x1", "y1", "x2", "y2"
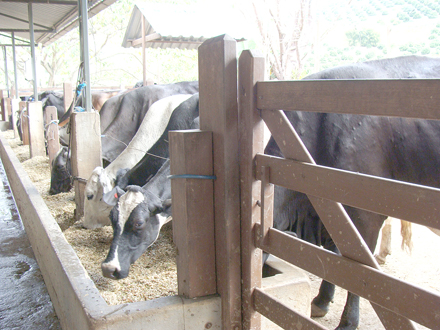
[{"x1": 0, "y1": 158, "x2": 61, "y2": 330}]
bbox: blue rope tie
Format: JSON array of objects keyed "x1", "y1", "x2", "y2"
[
  {"x1": 168, "y1": 174, "x2": 217, "y2": 180},
  {"x1": 76, "y1": 83, "x2": 86, "y2": 97}
]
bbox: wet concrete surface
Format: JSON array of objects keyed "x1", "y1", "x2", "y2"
[{"x1": 0, "y1": 158, "x2": 61, "y2": 330}]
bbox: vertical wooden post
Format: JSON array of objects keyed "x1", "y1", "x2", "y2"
[
  {"x1": 27, "y1": 101, "x2": 45, "y2": 158},
  {"x1": 169, "y1": 129, "x2": 216, "y2": 298},
  {"x1": 20, "y1": 101, "x2": 29, "y2": 145},
  {"x1": 63, "y1": 82, "x2": 73, "y2": 113},
  {"x1": 45, "y1": 106, "x2": 60, "y2": 170},
  {"x1": 5, "y1": 97, "x2": 12, "y2": 121},
  {"x1": 0, "y1": 95, "x2": 6, "y2": 121},
  {"x1": 70, "y1": 111, "x2": 102, "y2": 220},
  {"x1": 198, "y1": 34, "x2": 241, "y2": 329},
  {"x1": 238, "y1": 50, "x2": 267, "y2": 330}
]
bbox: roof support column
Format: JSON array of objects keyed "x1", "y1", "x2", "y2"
[
  {"x1": 28, "y1": 3, "x2": 38, "y2": 99},
  {"x1": 2, "y1": 46, "x2": 9, "y2": 97},
  {"x1": 12, "y1": 32, "x2": 19, "y2": 99},
  {"x1": 78, "y1": 0, "x2": 92, "y2": 112},
  {"x1": 141, "y1": 15, "x2": 146, "y2": 87}
]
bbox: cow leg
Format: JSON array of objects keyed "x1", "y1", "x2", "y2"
[
  {"x1": 335, "y1": 292, "x2": 360, "y2": 330},
  {"x1": 311, "y1": 280, "x2": 335, "y2": 317},
  {"x1": 374, "y1": 217, "x2": 393, "y2": 264},
  {"x1": 311, "y1": 240, "x2": 338, "y2": 317}
]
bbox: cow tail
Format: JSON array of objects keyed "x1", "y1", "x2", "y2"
[{"x1": 400, "y1": 220, "x2": 413, "y2": 254}]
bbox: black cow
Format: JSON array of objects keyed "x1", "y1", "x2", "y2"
[
  {"x1": 101, "y1": 160, "x2": 172, "y2": 279},
  {"x1": 49, "y1": 82, "x2": 198, "y2": 195},
  {"x1": 100, "y1": 94, "x2": 200, "y2": 279},
  {"x1": 267, "y1": 55, "x2": 440, "y2": 330},
  {"x1": 49, "y1": 146, "x2": 71, "y2": 195}
]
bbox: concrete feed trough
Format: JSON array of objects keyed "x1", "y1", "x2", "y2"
[{"x1": 0, "y1": 132, "x2": 310, "y2": 330}]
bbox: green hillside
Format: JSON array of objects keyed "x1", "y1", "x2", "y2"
[{"x1": 305, "y1": 0, "x2": 440, "y2": 74}]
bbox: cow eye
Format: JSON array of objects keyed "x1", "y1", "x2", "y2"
[{"x1": 133, "y1": 219, "x2": 144, "y2": 229}]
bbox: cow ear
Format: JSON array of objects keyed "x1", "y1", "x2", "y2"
[{"x1": 102, "y1": 186, "x2": 126, "y2": 206}]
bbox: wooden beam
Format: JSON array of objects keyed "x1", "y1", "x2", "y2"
[
  {"x1": 27, "y1": 101, "x2": 45, "y2": 158},
  {"x1": 70, "y1": 112, "x2": 102, "y2": 220},
  {"x1": 199, "y1": 34, "x2": 241, "y2": 330},
  {"x1": 257, "y1": 226, "x2": 440, "y2": 330},
  {"x1": 257, "y1": 79, "x2": 440, "y2": 120},
  {"x1": 130, "y1": 33, "x2": 161, "y2": 47},
  {"x1": 238, "y1": 49, "x2": 266, "y2": 330},
  {"x1": 256, "y1": 154, "x2": 440, "y2": 231},
  {"x1": 253, "y1": 288, "x2": 327, "y2": 330},
  {"x1": 44, "y1": 106, "x2": 60, "y2": 171},
  {"x1": 169, "y1": 129, "x2": 216, "y2": 299}
]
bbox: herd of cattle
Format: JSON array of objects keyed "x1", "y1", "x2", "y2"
[{"x1": 21, "y1": 55, "x2": 440, "y2": 330}]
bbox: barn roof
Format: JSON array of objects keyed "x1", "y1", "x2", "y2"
[
  {"x1": 121, "y1": 3, "x2": 247, "y2": 50},
  {"x1": 0, "y1": 0, "x2": 117, "y2": 46}
]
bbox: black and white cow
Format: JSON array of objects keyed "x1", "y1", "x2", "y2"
[
  {"x1": 101, "y1": 160, "x2": 172, "y2": 279},
  {"x1": 100, "y1": 94, "x2": 200, "y2": 279},
  {"x1": 268, "y1": 55, "x2": 440, "y2": 330},
  {"x1": 49, "y1": 82, "x2": 198, "y2": 195}
]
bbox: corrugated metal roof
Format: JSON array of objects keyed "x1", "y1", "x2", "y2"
[
  {"x1": 0, "y1": 0, "x2": 117, "y2": 46},
  {"x1": 121, "y1": 3, "x2": 247, "y2": 50}
]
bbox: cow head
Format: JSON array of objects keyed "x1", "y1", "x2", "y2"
[
  {"x1": 82, "y1": 167, "x2": 114, "y2": 229},
  {"x1": 49, "y1": 147, "x2": 72, "y2": 195},
  {"x1": 101, "y1": 185, "x2": 171, "y2": 279}
]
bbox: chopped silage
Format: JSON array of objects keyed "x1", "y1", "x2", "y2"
[{"x1": 2, "y1": 130, "x2": 177, "y2": 305}]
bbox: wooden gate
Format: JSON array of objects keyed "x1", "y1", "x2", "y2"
[{"x1": 238, "y1": 49, "x2": 440, "y2": 329}]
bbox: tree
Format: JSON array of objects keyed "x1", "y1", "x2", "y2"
[{"x1": 239, "y1": 0, "x2": 313, "y2": 79}]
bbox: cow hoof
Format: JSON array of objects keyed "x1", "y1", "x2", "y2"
[
  {"x1": 374, "y1": 253, "x2": 387, "y2": 265},
  {"x1": 311, "y1": 302, "x2": 329, "y2": 317}
]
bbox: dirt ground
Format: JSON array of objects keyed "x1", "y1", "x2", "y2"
[{"x1": 309, "y1": 220, "x2": 440, "y2": 330}]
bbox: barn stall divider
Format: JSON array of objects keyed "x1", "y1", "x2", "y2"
[{"x1": 238, "y1": 48, "x2": 440, "y2": 329}]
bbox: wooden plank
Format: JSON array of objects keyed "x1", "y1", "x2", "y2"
[
  {"x1": 27, "y1": 101, "x2": 45, "y2": 158},
  {"x1": 70, "y1": 112, "x2": 102, "y2": 220},
  {"x1": 45, "y1": 106, "x2": 60, "y2": 171},
  {"x1": 256, "y1": 154, "x2": 440, "y2": 231},
  {"x1": 198, "y1": 34, "x2": 241, "y2": 329},
  {"x1": 169, "y1": 129, "x2": 216, "y2": 299},
  {"x1": 63, "y1": 82, "x2": 73, "y2": 114},
  {"x1": 257, "y1": 225, "x2": 440, "y2": 329},
  {"x1": 238, "y1": 49, "x2": 266, "y2": 329},
  {"x1": 257, "y1": 79, "x2": 440, "y2": 120},
  {"x1": 0, "y1": 97, "x2": 6, "y2": 121},
  {"x1": 253, "y1": 288, "x2": 328, "y2": 330},
  {"x1": 261, "y1": 108, "x2": 416, "y2": 329}
]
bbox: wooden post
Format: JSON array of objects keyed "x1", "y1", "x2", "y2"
[
  {"x1": 63, "y1": 82, "x2": 73, "y2": 113},
  {"x1": 45, "y1": 106, "x2": 60, "y2": 170},
  {"x1": 70, "y1": 111, "x2": 102, "y2": 220},
  {"x1": 5, "y1": 97, "x2": 12, "y2": 121},
  {"x1": 0, "y1": 95, "x2": 5, "y2": 121},
  {"x1": 238, "y1": 50, "x2": 267, "y2": 330},
  {"x1": 198, "y1": 34, "x2": 241, "y2": 329},
  {"x1": 169, "y1": 129, "x2": 216, "y2": 298},
  {"x1": 27, "y1": 101, "x2": 45, "y2": 158},
  {"x1": 20, "y1": 101, "x2": 29, "y2": 145}
]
